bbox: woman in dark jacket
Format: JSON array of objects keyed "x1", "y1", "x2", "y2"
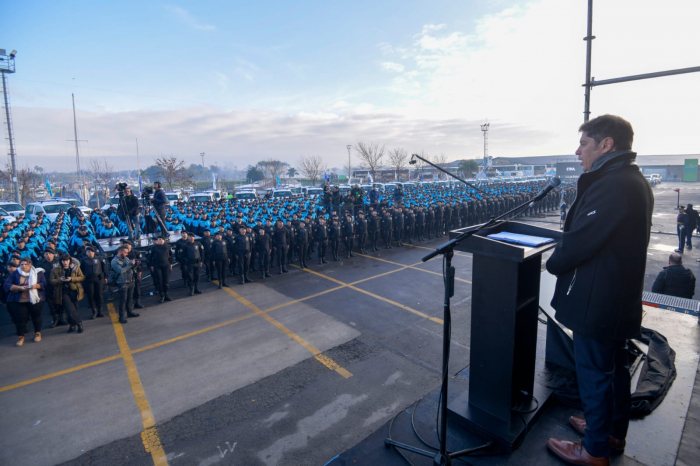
[
  {"x1": 49, "y1": 254, "x2": 85, "y2": 333},
  {"x1": 3, "y1": 257, "x2": 48, "y2": 347}
]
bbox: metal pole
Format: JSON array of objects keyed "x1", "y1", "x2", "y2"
[
  {"x1": 346, "y1": 145, "x2": 352, "y2": 182},
  {"x1": 72, "y1": 94, "x2": 82, "y2": 183},
  {"x1": 583, "y1": 0, "x2": 594, "y2": 122},
  {"x1": 2, "y1": 70, "x2": 19, "y2": 203}
]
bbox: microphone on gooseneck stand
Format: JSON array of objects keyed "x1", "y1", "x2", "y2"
[{"x1": 529, "y1": 177, "x2": 561, "y2": 207}]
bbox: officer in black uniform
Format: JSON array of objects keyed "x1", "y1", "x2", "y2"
[
  {"x1": 182, "y1": 233, "x2": 204, "y2": 296},
  {"x1": 211, "y1": 231, "x2": 230, "y2": 288},
  {"x1": 175, "y1": 230, "x2": 190, "y2": 288},
  {"x1": 355, "y1": 211, "x2": 368, "y2": 254},
  {"x1": 381, "y1": 210, "x2": 393, "y2": 249},
  {"x1": 224, "y1": 229, "x2": 237, "y2": 276},
  {"x1": 434, "y1": 204, "x2": 444, "y2": 237},
  {"x1": 80, "y1": 246, "x2": 107, "y2": 319},
  {"x1": 296, "y1": 220, "x2": 309, "y2": 269},
  {"x1": 415, "y1": 207, "x2": 425, "y2": 241},
  {"x1": 37, "y1": 248, "x2": 67, "y2": 326},
  {"x1": 273, "y1": 220, "x2": 289, "y2": 274},
  {"x1": 148, "y1": 235, "x2": 173, "y2": 303},
  {"x1": 393, "y1": 207, "x2": 404, "y2": 247},
  {"x1": 235, "y1": 226, "x2": 254, "y2": 284},
  {"x1": 255, "y1": 227, "x2": 272, "y2": 278},
  {"x1": 329, "y1": 218, "x2": 341, "y2": 261},
  {"x1": 286, "y1": 219, "x2": 296, "y2": 265},
  {"x1": 124, "y1": 241, "x2": 146, "y2": 309},
  {"x1": 342, "y1": 214, "x2": 356, "y2": 258},
  {"x1": 313, "y1": 217, "x2": 329, "y2": 264},
  {"x1": 201, "y1": 229, "x2": 214, "y2": 281},
  {"x1": 405, "y1": 208, "x2": 415, "y2": 244},
  {"x1": 368, "y1": 210, "x2": 380, "y2": 251}
]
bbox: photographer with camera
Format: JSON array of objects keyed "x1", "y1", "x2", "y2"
[
  {"x1": 124, "y1": 187, "x2": 141, "y2": 240},
  {"x1": 152, "y1": 182, "x2": 169, "y2": 238}
]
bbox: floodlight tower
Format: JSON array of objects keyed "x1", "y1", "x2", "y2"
[
  {"x1": 0, "y1": 49, "x2": 19, "y2": 203},
  {"x1": 481, "y1": 121, "x2": 491, "y2": 173}
]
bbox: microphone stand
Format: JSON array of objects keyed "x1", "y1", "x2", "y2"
[
  {"x1": 410, "y1": 153, "x2": 488, "y2": 195},
  {"x1": 384, "y1": 192, "x2": 548, "y2": 465}
]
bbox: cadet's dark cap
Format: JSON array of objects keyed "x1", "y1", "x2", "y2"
[{"x1": 44, "y1": 247, "x2": 56, "y2": 254}]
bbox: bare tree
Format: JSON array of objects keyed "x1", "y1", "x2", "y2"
[
  {"x1": 258, "y1": 158, "x2": 288, "y2": 186},
  {"x1": 354, "y1": 141, "x2": 384, "y2": 180},
  {"x1": 0, "y1": 164, "x2": 39, "y2": 205},
  {"x1": 387, "y1": 148, "x2": 408, "y2": 181},
  {"x1": 88, "y1": 158, "x2": 114, "y2": 187},
  {"x1": 298, "y1": 155, "x2": 327, "y2": 186},
  {"x1": 432, "y1": 152, "x2": 449, "y2": 165},
  {"x1": 153, "y1": 155, "x2": 195, "y2": 190},
  {"x1": 413, "y1": 150, "x2": 430, "y2": 181}
]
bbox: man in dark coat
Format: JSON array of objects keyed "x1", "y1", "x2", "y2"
[
  {"x1": 684, "y1": 203, "x2": 699, "y2": 250},
  {"x1": 651, "y1": 253, "x2": 696, "y2": 299},
  {"x1": 148, "y1": 236, "x2": 173, "y2": 302},
  {"x1": 235, "y1": 226, "x2": 254, "y2": 284},
  {"x1": 546, "y1": 115, "x2": 653, "y2": 465},
  {"x1": 211, "y1": 231, "x2": 231, "y2": 288},
  {"x1": 80, "y1": 247, "x2": 107, "y2": 319},
  {"x1": 675, "y1": 206, "x2": 689, "y2": 253}
]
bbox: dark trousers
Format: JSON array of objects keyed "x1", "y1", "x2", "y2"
[
  {"x1": 574, "y1": 333, "x2": 631, "y2": 458},
  {"x1": 237, "y1": 253, "x2": 251, "y2": 279},
  {"x1": 394, "y1": 227, "x2": 403, "y2": 244},
  {"x1": 156, "y1": 207, "x2": 168, "y2": 237},
  {"x1": 84, "y1": 276, "x2": 104, "y2": 312},
  {"x1": 152, "y1": 265, "x2": 171, "y2": 294},
  {"x1": 133, "y1": 276, "x2": 142, "y2": 303},
  {"x1": 9, "y1": 301, "x2": 43, "y2": 337},
  {"x1": 298, "y1": 244, "x2": 308, "y2": 265},
  {"x1": 117, "y1": 282, "x2": 134, "y2": 319},
  {"x1": 287, "y1": 242, "x2": 295, "y2": 263},
  {"x1": 344, "y1": 237, "x2": 354, "y2": 255},
  {"x1": 214, "y1": 257, "x2": 229, "y2": 284},
  {"x1": 357, "y1": 233, "x2": 366, "y2": 251},
  {"x1": 258, "y1": 250, "x2": 270, "y2": 272},
  {"x1": 330, "y1": 238, "x2": 340, "y2": 257},
  {"x1": 204, "y1": 256, "x2": 214, "y2": 279},
  {"x1": 44, "y1": 288, "x2": 63, "y2": 321},
  {"x1": 275, "y1": 244, "x2": 287, "y2": 268},
  {"x1": 188, "y1": 263, "x2": 202, "y2": 289},
  {"x1": 317, "y1": 240, "x2": 327, "y2": 260},
  {"x1": 62, "y1": 289, "x2": 82, "y2": 325},
  {"x1": 369, "y1": 230, "x2": 379, "y2": 249},
  {"x1": 678, "y1": 228, "x2": 687, "y2": 251},
  {"x1": 382, "y1": 231, "x2": 392, "y2": 247}
]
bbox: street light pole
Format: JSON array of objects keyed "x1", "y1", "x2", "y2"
[
  {"x1": 480, "y1": 122, "x2": 490, "y2": 174},
  {"x1": 347, "y1": 144, "x2": 352, "y2": 182},
  {"x1": 1, "y1": 49, "x2": 19, "y2": 203}
]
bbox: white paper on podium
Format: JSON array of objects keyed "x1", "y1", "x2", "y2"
[{"x1": 486, "y1": 232, "x2": 555, "y2": 247}]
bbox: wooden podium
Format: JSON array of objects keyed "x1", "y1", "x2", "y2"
[{"x1": 447, "y1": 220, "x2": 562, "y2": 452}]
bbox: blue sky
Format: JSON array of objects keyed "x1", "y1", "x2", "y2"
[{"x1": 4, "y1": 0, "x2": 700, "y2": 171}]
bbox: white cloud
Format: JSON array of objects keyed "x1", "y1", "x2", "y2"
[
  {"x1": 166, "y1": 5, "x2": 217, "y2": 31},
  {"x1": 381, "y1": 62, "x2": 405, "y2": 73}
]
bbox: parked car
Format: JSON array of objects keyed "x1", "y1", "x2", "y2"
[
  {"x1": 165, "y1": 191, "x2": 184, "y2": 206},
  {"x1": 25, "y1": 201, "x2": 72, "y2": 223},
  {"x1": 0, "y1": 207, "x2": 17, "y2": 223},
  {"x1": 187, "y1": 192, "x2": 216, "y2": 203},
  {"x1": 236, "y1": 189, "x2": 258, "y2": 201},
  {"x1": 50, "y1": 197, "x2": 93, "y2": 216},
  {"x1": 0, "y1": 201, "x2": 26, "y2": 218},
  {"x1": 302, "y1": 187, "x2": 324, "y2": 196}
]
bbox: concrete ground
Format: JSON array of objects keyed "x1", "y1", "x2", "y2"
[{"x1": 0, "y1": 181, "x2": 698, "y2": 466}]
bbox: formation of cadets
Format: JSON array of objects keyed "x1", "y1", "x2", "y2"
[{"x1": 2, "y1": 178, "x2": 576, "y2": 347}]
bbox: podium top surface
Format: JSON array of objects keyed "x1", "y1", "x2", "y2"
[{"x1": 449, "y1": 221, "x2": 562, "y2": 262}]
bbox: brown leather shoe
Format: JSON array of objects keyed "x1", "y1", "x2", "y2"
[
  {"x1": 547, "y1": 439, "x2": 610, "y2": 466},
  {"x1": 569, "y1": 416, "x2": 626, "y2": 453}
]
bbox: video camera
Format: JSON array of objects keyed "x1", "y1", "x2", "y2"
[
  {"x1": 115, "y1": 182, "x2": 129, "y2": 196},
  {"x1": 141, "y1": 185, "x2": 154, "y2": 200}
]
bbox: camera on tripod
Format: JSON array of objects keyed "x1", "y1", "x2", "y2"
[
  {"x1": 115, "y1": 182, "x2": 129, "y2": 197},
  {"x1": 141, "y1": 186, "x2": 154, "y2": 202}
]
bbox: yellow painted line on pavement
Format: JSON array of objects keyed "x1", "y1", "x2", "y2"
[
  {"x1": 218, "y1": 284, "x2": 353, "y2": 379},
  {"x1": 107, "y1": 303, "x2": 168, "y2": 466},
  {"x1": 293, "y1": 265, "x2": 444, "y2": 325},
  {"x1": 357, "y1": 253, "x2": 472, "y2": 284},
  {"x1": 0, "y1": 354, "x2": 123, "y2": 393}
]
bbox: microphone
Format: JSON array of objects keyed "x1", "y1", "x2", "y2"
[{"x1": 529, "y1": 176, "x2": 561, "y2": 207}]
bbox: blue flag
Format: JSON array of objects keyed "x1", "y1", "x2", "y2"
[
  {"x1": 45, "y1": 178, "x2": 53, "y2": 197},
  {"x1": 276, "y1": 174, "x2": 281, "y2": 186},
  {"x1": 138, "y1": 175, "x2": 143, "y2": 196},
  {"x1": 324, "y1": 172, "x2": 329, "y2": 181}
]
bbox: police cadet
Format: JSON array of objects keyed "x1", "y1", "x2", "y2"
[
  {"x1": 306, "y1": 216, "x2": 316, "y2": 261},
  {"x1": 342, "y1": 214, "x2": 356, "y2": 258},
  {"x1": 286, "y1": 219, "x2": 296, "y2": 265},
  {"x1": 273, "y1": 219, "x2": 289, "y2": 274},
  {"x1": 255, "y1": 227, "x2": 272, "y2": 278},
  {"x1": 37, "y1": 247, "x2": 66, "y2": 327},
  {"x1": 434, "y1": 203, "x2": 444, "y2": 237},
  {"x1": 124, "y1": 241, "x2": 146, "y2": 309},
  {"x1": 426, "y1": 206, "x2": 435, "y2": 239},
  {"x1": 416, "y1": 206, "x2": 426, "y2": 241},
  {"x1": 182, "y1": 232, "x2": 204, "y2": 296},
  {"x1": 148, "y1": 235, "x2": 173, "y2": 303},
  {"x1": 80, "y1": 246, "x2": 107, "y2": 319},
  {"x1": 224, "y1": 228, "x2": 237, "y2": 276},
  {"x1": 235, "y1": 226, "x2": 254, "y2": 284},
  {"x1": 211, "y1": 231, "x2": 230, "y2": 288},
  {"x1": 201, "y1": 229, "x2": 214, "y2": 281},
  {"x1": 296, "y1": 220, "x2": 310, "y2": 269},
  {"x1": 314, "y1": 217, "x2": 329, "y2": 264},
  {"x1": 355, "y1": 211, "x2": 368, "y2": 254},
  {"x1": 393, "y1": 207, "x2": 404, "y2": 247},
  {"x1": 329, "y1": 218, "x2": 341, "y2": 261},
  {"x1": 405, "y1": 207, "x2": 415, "y2": 244},
  {"x1": 381, "y1": 209, "x2": 393, "y2": 249},
  {"x1": 175, "y1": 230, "x2": 189, "y2": 288},
  {"x1": 368, "y1": 210, "x2": 381, "y2": 251}
]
